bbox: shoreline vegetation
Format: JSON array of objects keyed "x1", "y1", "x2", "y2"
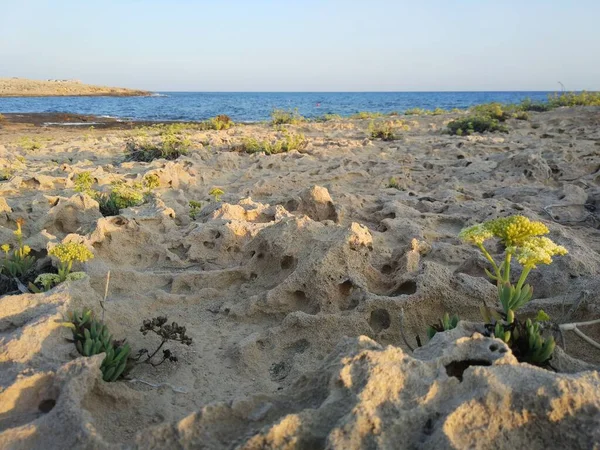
[
  {"x1": 1, "y1": 91, "x2": 598, "y2": 131},
  {"x1": 0, "y1": 77, "x2": 152, "y2": 97}
]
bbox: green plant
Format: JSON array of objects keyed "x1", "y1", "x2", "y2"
[
  {"x1": 0, "y1": 167, "x2": 13, "y2": 181},
  {"x1": 48, "y1": 241, "x2": 94, "y2": 283},
  {"x1": 125, "y1": 125, "x2": 191, "y2": 162},
  {"x1": 459, "y1": 215, "x2": 567, "y2": 365},
  {"x1": 387, "y1": 177, "x2": 401, "y2": 189},
  {"x1": 63, "y1": 309, "x2": 131, "y2": 382},
  {"x1": 318, "y1": 113, "x2": 342, "y2": 122},
  {"x1": 205, "y1": 114, "x2": 234, "y2": 130},
  {"x1": 547, "y1": 91, "x2": 600, "y2": 108},
  {"x1": 134, "y1": 316, "x2": 193, "y2": 367},
  {"x1": 89, "y1": 176, "x2": 158, "y2": 217},
  {"x1": 271, "y1": 108, "x2": 304, "y2": 125},
  {"x1": 17, "y1": 137, "x2": 43, "y2": 151},
  {"x1": 404, "y1": 108, "x2": 428, "y2": 116},
  {"x1": 431, "y1": 107, "x2": 446, "y2": 115},
  {"x1": 74, "y1": 171, "x2": 95, "y2": 196},
  {"x1": 351, "y1": 111, "x2": 384, "y2": 119},
  {"x1": 189, "y1": 200, "x2": 202, "y2": 220},
  {"x1": 447, "y1": 116, "x2": 508, "y2": 136},
  {"x1": 239, "y1": 131, "x2": 307, "y2": 154},
  {"x1": 369, "y1": 121, "x2": 396, "y2": 141},
  {"x1": 1, "y1": 219, "x2": 36, "y2": 278},
  {"x1": 209, "y1": 187, "x2": 224, "y2": 202},
  {"x1": 427, "y1": 313, "x2": 460, "y2": 339}
]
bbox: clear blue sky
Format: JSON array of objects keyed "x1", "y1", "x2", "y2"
[{"x1": 1, "y1": 0, "x2": 598, "y2": 91}]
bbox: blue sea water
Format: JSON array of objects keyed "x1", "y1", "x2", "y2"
[{"x1": 0, "y1": 91, "x2": 554, "y2": 123}]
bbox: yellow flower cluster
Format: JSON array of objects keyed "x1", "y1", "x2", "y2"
[
  {"x1": 486, "y1": 215, "x2": 549, "y2": 246},
  {"x1": 512, "y1": 237, "x2": 568, "y2": 269},
  {"x1": 458, "y1": 224, "x2": 494, "y2": 245},
  {"x1": 1, "y1": 244, "x2": 10, "y2": 254},
  {"x1": 49, "y1": 242, "x2": 94, "y2": 264}
]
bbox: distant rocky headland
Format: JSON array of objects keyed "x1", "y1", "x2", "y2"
[{"x1": 0, "y1": 77, "x2": 151, "y2": 97}]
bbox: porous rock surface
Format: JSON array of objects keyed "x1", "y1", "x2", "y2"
[{"x1": 1, "y1": 107, "x2": 600, "y2": 449}]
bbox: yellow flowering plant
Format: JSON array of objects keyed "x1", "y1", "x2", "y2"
[
  {"x1": 0, "y1": 218, "x2": 36, "y2": 278},
  {"x1": 49, "y1": 242, "x2": 94, "y2": 282},
  {"x1": 460, "y1": 215, "x2": 567, "y2": 318},
  {"x1": 457, "y1": 215, "x2": 568, "y2": 365}
]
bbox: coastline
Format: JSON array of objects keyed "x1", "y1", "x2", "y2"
[{"x1": 0, "y1": 78, "x2": 151, "y2": 97}]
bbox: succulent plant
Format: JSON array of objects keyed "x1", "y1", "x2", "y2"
[
  {"x1": 427, "y1": 313, "x2": 460, "y2": 340},
  {"x1": 63, "y1": 308, "x2": 130, "y2": 382}
]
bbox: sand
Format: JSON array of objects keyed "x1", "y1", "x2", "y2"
[
  {"x1": 0, "y1": 78, "x2": 151, "y2": 97},
  {"x1": 0, "y1": 108, "x2": 599, "y2": 449}
]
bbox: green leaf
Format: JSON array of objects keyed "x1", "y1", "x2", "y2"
[
  {"x1": 102, "y1": 366, "x2": 116, "y2": 382},
  {"x1": 535, "y1": 309, "x2": 551, "y2": 322},
  {"x1": 83, "y1": 338, "x2": 93, "y2": 356},
  {"x1": 426, "y1": 326, "x2": 437, "y2": 340}
]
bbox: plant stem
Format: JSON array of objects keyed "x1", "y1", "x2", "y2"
[
  {"x1": 145, "y1": 339, "x2": 166, "y2": 363},
  {"x1": 477, "y1": 243, "x2": 501, "y2": 280},
  {"x1": 516, "y1": 266, "x2": 532, "y2": 291}
]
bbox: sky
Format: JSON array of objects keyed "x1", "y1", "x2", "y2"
[{"x1": 1, "y1": 0, "x2": 599, "y2": 92}]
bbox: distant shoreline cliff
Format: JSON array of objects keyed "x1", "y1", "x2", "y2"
[{"x1": 0, "y1": 78, "x2": 152, "y2": 97}]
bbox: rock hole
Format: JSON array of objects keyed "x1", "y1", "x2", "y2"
[
  {"x1": 293, "y1": 290, "x2": 307, "y2": 302},
  {"x1": 203, "y1": 241, "x2": 215, "y2": 249},
  {"x1": 381, "y1": 264, "x2": 393, "y2": 274},
  {"x1": 489, "y1": 343, "x2": 499, "y2": 352},
  {"x1": 338, "y1": 280, "x2": 353, "y2": 297},
  {"x1": 38, "y1": 399, "x2": 56, "y2": 413},
  {"x1": 369, "y1": 309, "x2": 391, "y2": 333},
  {"x1": 290, "y1": 339, "x2": 310, "y2": 354},
  {"x1": 445, "y1": 359, "x2": 492, "y2": 382},
  {"x1": 391, "y1": 280, "x2": 417, "y2": 296},
  {"x1": 280, "y1": 255, "x2": 296, "y2": 270}
]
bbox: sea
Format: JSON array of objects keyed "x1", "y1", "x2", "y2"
[{"x1": 0, "y1": 91, "x2": 555, "y2": 123}]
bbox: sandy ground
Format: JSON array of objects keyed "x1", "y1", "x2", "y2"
[
  {"x1": 0, "y1": 109, "x2": 599, "y2": 448},
  {"x1": 0, "y1": 78, "x2": 150, "y2": 97}
]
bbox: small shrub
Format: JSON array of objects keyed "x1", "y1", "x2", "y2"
[
  {"x1": 518, "y1": 98, "x2": 553, "y2": 112},
  {"x1": 239, "y1": 131, "x2": 307, "y2": 154},
  {"x1": 74, "y1": 171, "x2": 95, "y2": 196},
  {"x1": 387, "y1": 177, "x2": 401, "y2": 189},
  {"x1": 125, "y1": 125, "x2": 191, "y2": 162},
  {"x1": 369, "y1": 121, "x2": 396, "y2": 141},
  {"x1": 404, "y1": 108, "x2": 428, "y2": 116},
  {"x1": 447, "y1": 116, "x2": 508, "y2": 135},
  {"x1": 17, "y1": 137, "x2": 43, "y2": 151},
  {"x1": 0, "y1": 113, "x2": 5, "y2": 122},
  {"x1": 200, "y1": 115, "x2": 234, "y2": 130},
  {"x1": 189, "y1": 200, "x2": 202, "y2": 219},
  {"x1": 98, "y1": 182, "x2": 145, "y2": 216},
  {"x1": 74, "y1": 172, "x2": 158, "y2": 216},
  {"x1": 431, "y1": 107, "x2": 447, "y2": 115},
  {"x1": 0, "y1": 167, "x2": 13, "y2": 181},
  {"x1": 271, "y1": 108, "x2": 304, "y2": 125},
  {"x1": 351, "y1": 111, "x2": 384, "y2": 119},
  {"x1": 316, "y1": 113, "x2": 342, "y2": 122},
  {"x1": 547, "y1": 91, "x2": 600, "y2": 108}
]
